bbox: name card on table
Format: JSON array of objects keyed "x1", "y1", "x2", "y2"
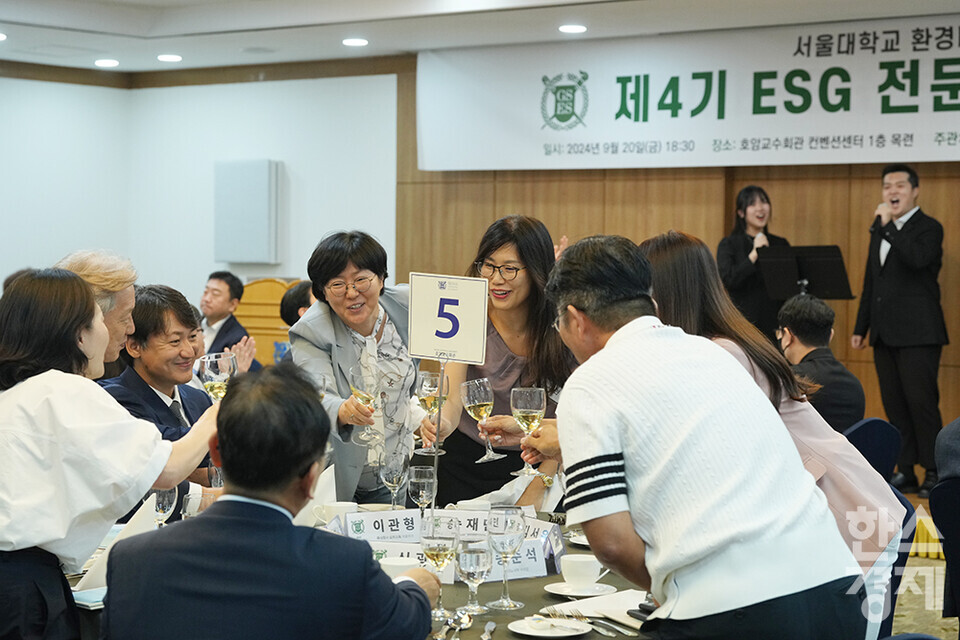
[
  {"x1": 408, "y1": 272, "x2": 488, "y2": 364},
  {"x1": 370, "y1": 540, "x2": 547, "y2": 585},
  {"x1": 344, "y1": 509, "x2": 421, "y2": 543},
  {"x1": 523, "y1": 516, "x2": 566, "y2": 573}
]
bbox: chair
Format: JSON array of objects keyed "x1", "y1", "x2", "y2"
[
  {"x1": 928, "y1": 478, "x2": 960, "y2": 638},
  {"x1": 844, "y1": 418, "x2": 902, "y2": 481},
  {"x1": 878, "y1": 486, "x2": 916, "y2": 639}
]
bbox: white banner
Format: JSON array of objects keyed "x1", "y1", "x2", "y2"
[{"x1": 417, "y1": 14, "x2": 960, "y2": 170}]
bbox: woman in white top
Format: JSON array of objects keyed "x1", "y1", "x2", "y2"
[{"x1": 0, "y1": 269, "x2": 217, "y2": 639}]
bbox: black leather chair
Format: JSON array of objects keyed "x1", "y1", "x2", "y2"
[
  {"x1": 878, "y1": 486, "x2": 916, "y2": 639},
  {"x1": 844, "y1": 418, "x2": 902, "y2": 482}
]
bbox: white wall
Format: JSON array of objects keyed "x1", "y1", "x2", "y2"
[{"x1": 0, "y1": 74, "x2": 397, "y2": 301}]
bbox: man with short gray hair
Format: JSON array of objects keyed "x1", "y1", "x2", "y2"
[{"x1": 546, "y1": 235, "x2": 865, "y2": 639}]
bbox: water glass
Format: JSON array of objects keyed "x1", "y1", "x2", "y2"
[
  {"x1": 486, "y1": 505, "x2": 525, "y2": 610},
  {"x1": 408, "y1": 466, "x2": 437, "y2": 518},
  {"x1": 456, "y1": 535, "x2": 493, "y2": 615}
]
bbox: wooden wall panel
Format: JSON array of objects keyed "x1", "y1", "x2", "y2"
[{"x1": 494, "y1": 174, "x2": 606, "y2": 248}]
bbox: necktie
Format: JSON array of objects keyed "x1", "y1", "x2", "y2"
[{"x1": 169, "y1": 399, "x2": 191, "y2": 429}]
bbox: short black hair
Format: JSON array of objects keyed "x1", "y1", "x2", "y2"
[
  {"x1": 207, "y1": 271, "x2": 244, "y2": 302},
  {"x1": 217, "y1": 363, "x2": 330, "y2": 492},
  {"x1": 882, "y1": 163, "x2": 919, "y2": 188},
  {"x1": 280, "y1": 281, "x2": 313, "y2": 327},
  {"x1": 778, "y1": 294, "x2": 834, "y2": 348},
  {"x1": 546, "y1": 235, "x2": 656, "y2": 331},
  {"x1": 306, "y1": 231, "x2": 388, "y2": 303},
  {"x1": 129, "y1": 285, "x2": 198, "y2": 347}
]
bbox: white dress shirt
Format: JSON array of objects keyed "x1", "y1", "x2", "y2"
[{"x1": 202, "y1": 317, "x2": 227, "y2": 353}]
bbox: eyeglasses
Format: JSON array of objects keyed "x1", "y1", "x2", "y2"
[
  {"x1": 476, "y1": 261, "x2": 525, "y2": 281},
  {"x1": 552, "y1": 308, "x2": 566, "y2": 332},
  {"x1": 325, "y1": 275, "x2": 376, "y2": 297}
]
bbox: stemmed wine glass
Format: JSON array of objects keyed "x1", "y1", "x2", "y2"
[
  {"x1": 146, "y1": 487, "x2": 178, "y2": 528},
  {"x1": 197, "y1": 352, "x2": 238, "y2": 400},
  {"x1": 421, "y1": 514, "x2": 460, "y2": 622},
  {"x1": 414, "y1": 371, "x2": 448, "y2": 456},
  {"x1": 486, "y1": 505, "x2": 526, "y2": 610},
  {"x1": 510, "y1": 387, "x2": 545, "y2": 477},
  {"x1": 378, "y1": 448, "x2": 410, "y2": 510},
  {"x1": 456, "y1": 534, "x2": 493, "y2": 615},
  {"x1": 461, "y1": 378, "x2": 506, "y2": 464},
  {"x1": 408, "y1": 465, "x2": 437, "y2": 518},
  {"x1": 349, "y1": 364, "x2": 382, "y2": 445}
]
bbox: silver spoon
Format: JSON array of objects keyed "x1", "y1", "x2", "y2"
[{"x1": 449, "y1": 611, "x2": 473, "y2": 640}]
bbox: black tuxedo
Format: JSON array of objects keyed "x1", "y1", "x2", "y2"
[
  {"x1": 792, "y1": 348, "x2": 865, "y2": 433},
  {"x1": 854, "y1": 208, "x2": 948, "y2": 473},
  {"x1": 100, "y1": 500, "x2": 431, "y2": 640},
  {"x1": 208, "y1": 314, "x2": 262, "y2": 370},
  {"x1": 100, "y1": 367, "x2": 213, "y2": 521}
]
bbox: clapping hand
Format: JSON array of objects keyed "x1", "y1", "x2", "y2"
[{"x1": 223, "y1": 336, "x2": 257, "y2": 373}]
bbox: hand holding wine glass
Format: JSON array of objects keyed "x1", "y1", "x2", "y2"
[
  {"x1": 349, "y1": 364, "x2": 382, "y2": 445},
  {"x1": 197, "y1": 352, "x2": 238, "y2": 400},
  {"x1": 413, "y1": 371, "x2": 448, "y2": 456},
  {"x1": 510, "y1": 387, "x2": 546, "y2": 477},
  {"x1": 421, "y1": 514, "x2": 459, "y2": 621},
  {"x1": 461, "y1": 378, "x2": 506, "y2": 464}
]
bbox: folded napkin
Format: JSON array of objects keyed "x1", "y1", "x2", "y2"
[{"x1": 540, "y1": 588, "x2": 647, "y2": 624}]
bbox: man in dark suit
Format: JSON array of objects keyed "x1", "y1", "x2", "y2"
[
  {"x1": 101, "y1": 364, "x2": 438, "y2": 640},
  {"x1": 100, "y1": 285, "x2": 216, "y2": 520},
  {"x1": 201, "y1": 270, "x2": 262, "y2": 370},
  {"x1": 852, "y1": 164, "x2": 949, "y2": 498},
  {"x1": 777, "y1": 294, "x2": 865, "y2": 433}
]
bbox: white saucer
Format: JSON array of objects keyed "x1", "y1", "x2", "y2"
[
  {"x1": 358, "y1": 503, "x2": 392, "y2": 512},
  {"x1": 544, "y1": 582, "x2": 618, "y2": 597},
  {"x1": 567, "y1": 534, "x2": 590, "y2": 548},
  {"x1": 507, "y1": 618, "x2": 592, "y2": 637}
]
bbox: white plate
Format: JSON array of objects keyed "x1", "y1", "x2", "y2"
[
  {"x1": 358, "y1": 503, "x2": 392, "y2": 512},
  {"x1": 507, "y1": 618, "x2": 592, "y2": 637},
  {"x1": 544, "y1": 582, "x2": 618, "y2": 597},
  {"x1": 568, "y1": 533, "x2": 590, "y2": 548}
]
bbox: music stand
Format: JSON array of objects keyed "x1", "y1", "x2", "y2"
[{"x1": 756, "y1": 245, "x2": 854, "y2": 301}]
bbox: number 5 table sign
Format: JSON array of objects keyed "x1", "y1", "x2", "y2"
[{"x1": 407, "y1": 273, "x2": 488, "y2": 365}]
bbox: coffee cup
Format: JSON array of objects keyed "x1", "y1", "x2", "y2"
[
  {"x1": 318, "y1": 501, "x2": 358, "y2": 525},
  {"x1": 561, "y1": 554, "x2": 602, "y2": 588},
  {"x1": 379, "y1": 557, "x2": 420, "y2": 579}
]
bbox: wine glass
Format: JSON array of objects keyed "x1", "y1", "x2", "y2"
[
  {"x1": 486, "y1": 505, "x2": 526, "y2": 610},
  {"x1": 461, "y1": 378, "x2": 506, "y2": 464},
  {"x1": 146, "y1": 487, "x2": 178, "y2": 528},
  {"x1": 408, "y1": 465, "x2": 437, "y2": 518},
  {"x1": 181, "y1": 493, "x2": 203, "y2": 520},
  {"x1": 510, "y1": 387, "x2": 545, "y2": 477},
  {"x1": 349, "y1": 364, "x2": 383, "y2": 445},
  {"x1": 197, "y1": 352, "x2": 238, "y2": 400},
  {"x1": 421, "y1": 514, "x2": 459, "y2": 621},
  {"x1": 456, "y1": 535, "x2": 493, "y2": 615},
  {"x1": 378, "y1": 448, "x2": 410, "y2": 510},
  {"x1": 414, "y1": 371, "x2": 448, "y2": 456}
]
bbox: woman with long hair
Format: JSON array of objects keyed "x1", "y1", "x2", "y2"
[
  {"x1": 422, "y1": 215, "x2": 575, "y2": 507},
  {"x1": 716, "y1": 185, "x2": 790, "y2": 341},
  {"x1": 639, "y1": 231, "x2": 905, "y2": 640},
  {"x1": 0, "y1": 269, "x2": 216, "y2": 638}
]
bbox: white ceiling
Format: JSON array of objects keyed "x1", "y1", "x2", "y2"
[{"x1": 0, "y1": 0, "x2": 957, "y2": 72}]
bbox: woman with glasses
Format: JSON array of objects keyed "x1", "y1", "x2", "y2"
[
  {"x1": 289, "y1": 231, "x2": 427, "y2": 503},
  {"x1": 639, "y1": 231, "x2": 905, "y2": 640},
  {"x1": 420, "y1": 216, "x2": 576, "y2": 507}
]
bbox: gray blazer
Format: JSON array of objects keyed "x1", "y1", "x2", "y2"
[{"x1": 289, "y1": 286, "x2": 412, "y2": 500}]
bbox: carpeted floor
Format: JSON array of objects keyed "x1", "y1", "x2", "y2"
[{"x1": 891, "y1": 555, "x2": 957, "y2": 638}]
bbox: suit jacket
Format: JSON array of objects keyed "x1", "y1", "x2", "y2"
[
  {"x1": 289, "y1": 287, "x2": 412, "y2": 501},
  {"x1": 792, "y1": 348, "x2": 866, "y2": 433},
  {"x1": 100, "y1": 367, "x2": 213, "y2": 521},
  {"x1": 853, "y1": 209, "x2": 948, "y2": 347},
  {"x1": 100, "y1": 500, "x2": 431, "y2": 640},
  {"x1": 208, "y1": 314, "x2": 263, "y2": 370},
  {"x1": 716, "y1": 229, "x2": 790, "y2": 340},
  {"x1": 936, "y1": 416, "x2": 960, "y2": 482}
]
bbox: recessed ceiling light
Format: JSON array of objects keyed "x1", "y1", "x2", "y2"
[
  {"x1": 0, "y1": 33, "x2": 7, "y2": 42},
  {"x1": 559, "y1": 25, "x2": 587, "y2": 34},
  {"x1": 157, "y1": 54, "x2": 182, "y2": 63},
  {"x1": 342, "y1": 38, "x2": 369, "y2": 47},
  {"x1": 95, "y1": 59, "x2": 120, "y2": 68}
]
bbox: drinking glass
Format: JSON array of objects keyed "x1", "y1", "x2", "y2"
[
  {"x1": 181, "y1": 493, "x2": 203, "y2": 520},
  {"x1": 197, "y1": 352, "x2": 238, "y2": 400},
  {"x1": 378, "y1": 449, "x2": 410, "y2": 510},
  {"x1": 486, "y1": 505, "x2": 525, "y2": 610},
  {"x1": 421, "y1": 514, "x2": 459, "y2": 621},
  {"x1": 349, "y1": 364, "x2": 383, "y2": 445},
  {"x1": 456, "y1": 535, "x2": 493, "y2": 615},
  {"x1": 461, "y1": 378, "x2": 506, "y2": 464},
  {"x1": 413, "y1": 371, "x2": 448, "y2": 456},
  {"x1": 510, "y1": 387, "x2": 546, "y2": 477},
  {"x1": 408, "y1": 465, "x2": 437, "y2": 518},
  {"x1": 146, "y1": 487, "x2": 178, "y2": 528}
]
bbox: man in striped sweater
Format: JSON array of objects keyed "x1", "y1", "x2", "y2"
[{"x1": 544, "y1": 235, "x2": 866, "y2": 640}]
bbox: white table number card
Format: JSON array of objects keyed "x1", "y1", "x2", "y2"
[{"x1": 408, "y1": 273, "x2": 488, "y2": 364}]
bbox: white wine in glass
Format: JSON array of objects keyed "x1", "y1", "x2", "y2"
[
  {"x1": 461, "y1": 378, "x2": 506, "y2": 464},
  {"x1": 349, "y1": 364, "x2": 383, "y2": 445},
  {"x1": 197, "y1": 352, "x2": 238, "y2": 400},
  {"x1": 414, "y1": 370, "x2": 448, "y2": 456},
  {"x1": 421, "y1": 514, "x2": 459, "y2": 621},
  {"x1": 510, "y1": 387, "x2": 546, "y2": 477}
]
